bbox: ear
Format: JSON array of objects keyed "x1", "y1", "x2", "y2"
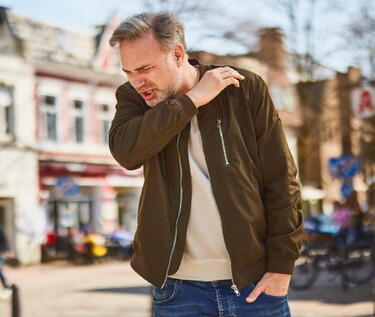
[{"x1": 173, "y1": 44, "x2": 185, "y2": 67}]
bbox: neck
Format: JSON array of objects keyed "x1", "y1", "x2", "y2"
[{"x1": 180, "y1": 62, "x2": 200, "y2": 95}]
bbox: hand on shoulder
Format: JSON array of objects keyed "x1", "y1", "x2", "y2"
[{"x1": 186, "y1": 66, "x2": 245, "y2": 108}]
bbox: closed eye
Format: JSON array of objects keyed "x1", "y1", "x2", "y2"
[
  {"x1": 122, "y1": 65, "x2": 155, "y2": 75},
  {"x1": 139, "y1": 66, "x2": 154, "y2": 73}
]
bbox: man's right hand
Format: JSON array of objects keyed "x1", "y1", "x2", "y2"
[{"x1": 186, "y1": 67, "x2": 245, "y2": 108}]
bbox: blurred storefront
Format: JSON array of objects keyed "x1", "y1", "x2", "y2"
[
  {"x1": 39, "y1": 161, "x2": 142, "y2": 260},
  {"x1": 296, "y1": 67, "x2": 373, "y2": 216}
]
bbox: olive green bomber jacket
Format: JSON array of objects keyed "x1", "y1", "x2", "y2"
[{"x1": 109, "y1": 60, "x2": 304, "y2": 291}]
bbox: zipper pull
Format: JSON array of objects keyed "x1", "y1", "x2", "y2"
[
  {"x1": 231, "y1": 284, "x2": 241, "y2": 296},
  {"x1": 217, "y1": 118, "x2": 221, "y2": 128}
]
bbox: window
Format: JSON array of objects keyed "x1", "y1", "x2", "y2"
[
  {"x1": 72, "y1": 100, "x2": 85, "y2": 143},
  {"x1": 98, "y1": 103, "x2": 111, "y2": 144},
  {"x1": 270, "y1": 85, "x2": 296, "y2": 112},
  {"x1": 56, "y1": 29, "x2": 73, "y2": 55},
  {"x1": 0, "y1": 86, "x2": 14, "y2": 138},
  {"x1": 41, "y1": 95, "x2": 58, "y2": 141}
]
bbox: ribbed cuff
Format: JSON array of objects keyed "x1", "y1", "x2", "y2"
[
  {"x1": 267, "y1": 256, "x2": 296, "y2": 275},
  {"x1": 174, "y1": 94, "x2": 198, "y2": 120}
]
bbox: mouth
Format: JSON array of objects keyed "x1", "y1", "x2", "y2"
[{"x1": 138, "y1": 89, "x2": 156, "y2": 101}]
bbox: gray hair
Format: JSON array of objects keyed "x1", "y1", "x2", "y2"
[{"x1": 109, "y1": 12, "x2": 186, "y2": 51}]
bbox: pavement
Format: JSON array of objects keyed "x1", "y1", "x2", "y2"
[{"x1": 0, "y1": 259, "x2": 373, "y2": 317}]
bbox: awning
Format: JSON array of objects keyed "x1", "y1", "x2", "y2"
[{"x1": 301, "y1": 186, "x2": 325, "y2": 201}]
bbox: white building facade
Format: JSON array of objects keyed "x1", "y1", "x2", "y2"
[
  {"x1": 0, "y1": 39, "x2": 40, "y2": 263},
  {"x1": 0, "y1": 7, "x2": 143, "y2": 263}
]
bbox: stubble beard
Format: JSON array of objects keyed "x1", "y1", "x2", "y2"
[{"x1": 145, "y1": 63, "x2": 183, "y2": 107}]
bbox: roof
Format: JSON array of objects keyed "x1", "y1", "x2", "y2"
[{"x1": 0, "y1": 7, "x2": 118, "y2": 71}]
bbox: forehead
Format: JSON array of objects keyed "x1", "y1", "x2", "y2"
[{"x1": 119, "y1": 32, "x2": 167, "y2": 71}]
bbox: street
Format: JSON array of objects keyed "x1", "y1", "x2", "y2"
[{"x1": 0, "y1": 260, "x2": 373, "y2": 317}]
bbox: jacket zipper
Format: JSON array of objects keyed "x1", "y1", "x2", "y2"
[
  {"x1": 161, "y1": 132, "x2": 184, "y2": 289},
  {"x1": 198, "y1": 120, "x2": 240, "y2": 296},
  {"x1": 217, "y1": 119, "x2": 230, "y2": 166}
]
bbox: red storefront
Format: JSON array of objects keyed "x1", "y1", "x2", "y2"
[{"x1": 38, "y1": 157, "x2": 143, "y2": 259}]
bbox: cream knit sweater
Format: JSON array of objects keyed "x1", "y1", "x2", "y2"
[{"x1": 170, "y1": 116, "x2": 231, "y2": 281}]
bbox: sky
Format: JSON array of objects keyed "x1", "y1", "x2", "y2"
[
  {"x1": 0, "y1": 0, "x2": 269, "y2": 51},
  {"x1": 0, "y1": 0, "x2": 371, "y2": 76},
  {"x1": 0, "y1": 0, "x2": 274, "y2": 31}
]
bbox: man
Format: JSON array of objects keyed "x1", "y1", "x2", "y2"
[
  {"x1": 109, "y1": 12, "x2": 303, "y2": 317},
  {"x1": 0, "y1": 225, "x2": 12, "y2": 299}
]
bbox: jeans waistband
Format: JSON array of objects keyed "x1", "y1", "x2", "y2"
[{"x1": 167, "y1": 278, "x2": 234, "y2": 287}]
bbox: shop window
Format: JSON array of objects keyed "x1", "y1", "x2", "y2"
[
  {"x1": 117, "y1": 192, "x2": 139, "y2": 234},
  {"x1": 52, "y1": 201, "x2": 92, "y2": 236}
]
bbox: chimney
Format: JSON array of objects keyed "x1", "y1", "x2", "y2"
[{"x1": 256, "y1": 28, "x2": 288, "y2": 84}]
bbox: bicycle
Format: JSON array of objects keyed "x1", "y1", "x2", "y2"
[{"x1": 290, "y1": 231, "x2": 375, "y2": 290}]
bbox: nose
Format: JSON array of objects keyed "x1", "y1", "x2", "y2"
[{"x1": 128, "y1": 73, "x2": 146, "y2": 90}]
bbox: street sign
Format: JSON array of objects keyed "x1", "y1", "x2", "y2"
[
  {"x1": 55, "y1": 176, "x2": 80, "y2": 198},
  {"x1": 352, "y1": 87, "x2": 375, "y2": 118},
  {"x1": 328, "y1": 155, "x2": 360, "y2": 178},
  {"x1": 340, "y1": 178, "x2": 353, "y2": 199}
]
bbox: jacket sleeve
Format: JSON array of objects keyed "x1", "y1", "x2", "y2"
[
  {"x1": 109, "y1": 84, "x2": 198, "y2": 170},
  {"x1": 251, "y1": 76, "x2": 304, "y2": 275}
]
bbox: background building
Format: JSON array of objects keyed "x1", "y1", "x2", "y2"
[
  {"x1": 0, "y1": 7, "x2": 373, "y2": 263},
  {"x1": 296, "y1": 67, "x2": 370, "y2": 216},
  {"x1": 0, "y1": 7, "x2": 143, "y2": 263}
]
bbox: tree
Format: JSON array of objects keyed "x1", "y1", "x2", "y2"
[
  {"x1": 344, "y1": 0, "x2": 375, "y2": 210},
  {"x1": 258, "y1": 0, "x2": 348, "y2": 81},
  {"x1": 140, "y1": 0, "x2": 210, "y2": 17},
  {"x1": 345, "y1": 0, "x2": 375, "y2": 82},
  {"x1": 137, "y1": 0, "x2": 245, "y2": 53}
]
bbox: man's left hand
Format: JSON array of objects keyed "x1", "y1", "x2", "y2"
[{"x1": 246, "y1": 272, "x2": 291, "y2": 303}]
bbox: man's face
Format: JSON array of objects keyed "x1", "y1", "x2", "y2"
[{"x1": 119, "y1": 32, "x2": 182, "y2": 107}]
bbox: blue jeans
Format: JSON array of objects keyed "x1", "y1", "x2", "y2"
[
  {"x1": 153, "y1": 278, "x2": 291, "y2": 317},
  {"x1": 0, "y1": 256, "x2": 9, "y2": 289}
]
